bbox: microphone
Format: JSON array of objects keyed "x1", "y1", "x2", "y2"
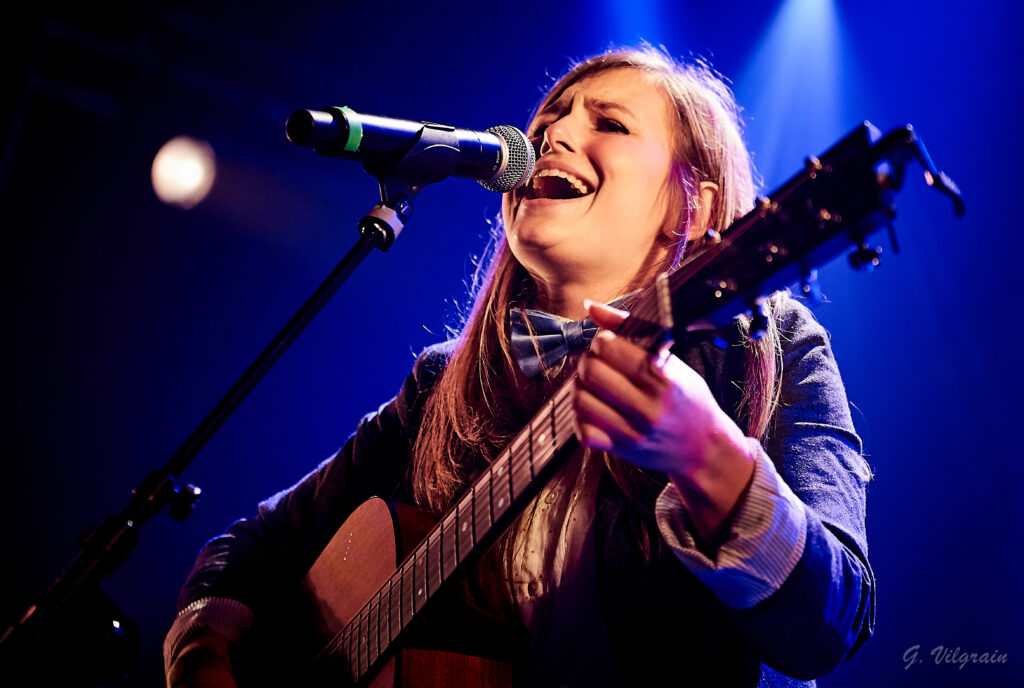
[{"x1": 286, "y1": 106, "x2": 535, "y2": 193}]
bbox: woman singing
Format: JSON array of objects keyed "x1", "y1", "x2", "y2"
[{"x1": 165, "y1": 46, "x2": 875, "y2": 687}]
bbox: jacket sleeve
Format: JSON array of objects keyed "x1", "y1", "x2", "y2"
[
  {"x1": 167, "y1": 344, "x2": 449, "y2": 660},
  {"x1": 732, "y1": 300, "x2": 875, "y2": 679},
  {"x1": 658, "y1": 299, "x2": 876, "y2": 679}
]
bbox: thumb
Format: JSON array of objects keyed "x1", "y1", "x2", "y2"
[{"x1": 584, "y1": 298, "x2": 629, "y2": 330}]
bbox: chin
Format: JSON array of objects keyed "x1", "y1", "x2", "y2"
[{"x1": 507, "y1": 216, "x2": 576, "y2": 258}]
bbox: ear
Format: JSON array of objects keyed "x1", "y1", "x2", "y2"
[{"x1": 683, "y1": 181, "x2": 719, "y2": 242}]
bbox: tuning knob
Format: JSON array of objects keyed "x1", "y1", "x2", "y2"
[
  {"x1": 169, "y1": 480, "x2": 202, "y2": 521},
  {"x1": 848, "y1": 242, "x2": 882, "y2": 272}
]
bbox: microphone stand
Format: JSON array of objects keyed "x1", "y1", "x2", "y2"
[{"x1": 0, "y1": 123, "x2": 460, "y2": 684}]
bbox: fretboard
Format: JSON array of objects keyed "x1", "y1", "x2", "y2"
[{"x1": 320, "y1": 381, "x2": 583, "y2": 683}]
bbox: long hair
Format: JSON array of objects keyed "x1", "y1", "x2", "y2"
[{"x1": 410, "y1": 47, "x2": 782, "y2": 524}]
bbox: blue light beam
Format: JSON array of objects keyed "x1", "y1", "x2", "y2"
[{"x1": 736, "y1": 0, "x2": 845, "y2": 189}]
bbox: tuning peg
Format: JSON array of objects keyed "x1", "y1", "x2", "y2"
[
  {"x1": 749, "y1": 298, "x2": 769, "y2": 341},
  {"x1": 801, "y1": 268, "x2": 823, "y2": 306},
  {"x1": 169, "y1": 480, "x2": 202, "y2": 521},
  {"x1": 848, "y1": 241, "x2": 882, "y2": 272}
]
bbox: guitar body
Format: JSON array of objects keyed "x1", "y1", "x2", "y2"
[{"x1": 302, "y1": 498, "x2": 516, "y2": 688}]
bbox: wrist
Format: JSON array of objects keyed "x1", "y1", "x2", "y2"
[{"x1": 667, "y1": 421, "x2": 756, "y2": 546}]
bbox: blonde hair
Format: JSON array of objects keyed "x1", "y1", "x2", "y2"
[{"x1": 411, "y1": 46, "x2": 782, "y2": 517}]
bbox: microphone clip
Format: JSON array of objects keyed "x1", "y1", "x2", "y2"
[
  {"x1": 357, "y1": 124, "x2": 464, "y2": 250},
  {"x1": 362, "y1": 122, "x2": 463, "y2": 192}
]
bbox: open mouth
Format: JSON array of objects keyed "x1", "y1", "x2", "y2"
[{"x1": 525, "y1": 168, "x2": 594, "y2": 200}]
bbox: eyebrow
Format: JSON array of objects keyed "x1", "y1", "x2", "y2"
[
  {"x1": 536, "y1": 94, "x2": 637, "y2": 122},
  {"x1": 587, "y1": 99, "x2": 636, "y2": 120}
]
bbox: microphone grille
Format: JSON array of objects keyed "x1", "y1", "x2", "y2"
[{"x1": 480, "y1": 125, "x2": 536, "y2": 193}]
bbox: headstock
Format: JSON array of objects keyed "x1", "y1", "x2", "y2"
[{"x1": 619, "y1": 122, "x2": 964, "y2": 343}]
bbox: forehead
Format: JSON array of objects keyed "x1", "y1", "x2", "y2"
[{"x1": 535, "y1": 68, "x2": 675, "y2": 129}]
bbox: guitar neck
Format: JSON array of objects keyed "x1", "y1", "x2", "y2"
[{"x1": 324, "y1": 381, "x2": 581, "y2": 683}]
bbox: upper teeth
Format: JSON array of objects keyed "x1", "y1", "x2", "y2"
[{"x1": 532, "y1": 168, "x2": 591, "y2": 195}]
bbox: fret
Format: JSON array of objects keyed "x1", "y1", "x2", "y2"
[
  {"x1": 441, "y1": 511, "x2": 458, "y2": 577},
  {"x1": 456, "y1": 496, "x2": 475, "y2": 561},
  {"x1": 409, "y1": 555, "x2": 420, "y2": 616},
  {"x1": 487, "y1": 469, "x2": 496, "y2": 529},
  {"x1": 377, "y1": 589, "x2": 387, "y2": 658},
  {"x1": 377, "y1": 589, "x2": 386, "y2": 653},
  {"x1": 358, "y1": 607, "x2": 369, "y2": 678},
  {"x1": 368, "y1": 594, "x2": 379, "y2": 665},
  {"x1": 400, "y1": 562, "x2": 413, "y2": 633},
  {"x1": 350, "y1": 609, "x2": 360, "y2": 679},
  {"x1": 413, "y1": 547, "x2": 427, "y2": 612},
  {"x1": 388, "y1": 576, "x2": 400, "y2": 644},
  {"x1": 528, "y1": 419, "x2": 535, "y2": 478},
  {"x1": 497, "y1": 458, "x2": 506, "y2": 512},
  {"x1": 510, "y1": 439, "x2": 531, "y2": 498},
  {"x1": 508, "y1": 430, "x2": 528, "y2": 456},
  {"x1": 508, "y1": 430, "x2": 533, "y2": 487},
  {"x1": 504, "y1": 453, "x2": 514, "y2": 505},
  {"x1": 426, "y1": 531, "x2": 442, "y2": 596},
  {"x1": 554, "y1": 390, "x2": 575, "y2": 445},
  {"x1": 491, "y1": 453, "x2": 511, "y2": 520},
  {"x1": 476, "y1": 475, "x2": 493, "y2": 532},
  {"x1": 530, "y1": 416, "x2": 549, "y2": 464},
  {"x1": 343, "y1": 624, "x2": 355, "y2": 682},
  {"x1": 548, "y1": 398, "x2": 557, "y2": 449}
]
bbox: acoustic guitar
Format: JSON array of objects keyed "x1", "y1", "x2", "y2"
[{"x1": 278, "y1": 123, "x2": 962, "y2": 687}]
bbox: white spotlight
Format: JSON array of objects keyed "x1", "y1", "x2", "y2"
[{"x1": 151, "y1": 136, "x2": 216, "y2": 209}]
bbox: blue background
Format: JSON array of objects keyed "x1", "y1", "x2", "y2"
[{"x1": 2, "y1": 1, "x2": 1021, "y2": 685}]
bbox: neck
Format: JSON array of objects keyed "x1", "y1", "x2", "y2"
[
  {"x1": 534, "y1": 278, "x2": 624, "y2": 320},
  {"x1": 529, "y1": 250, "x2": 671, "y2": 320}
]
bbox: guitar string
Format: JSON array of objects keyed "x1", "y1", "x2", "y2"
[
  {"x1": 323, "y1": 287, "x2": 679, "y2": 674},
  {"x1": 319, "y1": 268, "x2": 696, "y2": 674},
  {"x1": 320, "y1": 384, "x2": 579, "y2": 674},
  {"x1": 329, "y1": 392, "x2": 577, "y2": 668},
  {"x1": 324, "y1": 400, "x2": 577, "y2": 680}
]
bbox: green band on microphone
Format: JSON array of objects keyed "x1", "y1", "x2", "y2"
[{"x1": 336, "y1": 106, "x2": 362, "y2": 152}]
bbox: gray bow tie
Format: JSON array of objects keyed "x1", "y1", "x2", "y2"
[{"x1": 510, "y1": 308, "x2": 599, "y2": 378}]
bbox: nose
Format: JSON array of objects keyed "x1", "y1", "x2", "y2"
[{"x1": 539, "y1": 107, "x2": 582, "y2": 156}]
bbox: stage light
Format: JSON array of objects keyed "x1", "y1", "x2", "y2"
[
  {"x1": 599, "y1": 0, "x2": 667, "y2": 44},
  {"x1": 151, "y1": 136, "x2": 216, "y2": 210},
  {"x1": 736, "y1": 0, "x2": 844, "y2": 187}
]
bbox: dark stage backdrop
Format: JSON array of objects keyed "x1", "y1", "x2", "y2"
[{"x1": 3, "y1": 1, "x2": 1021, "y2": 686}]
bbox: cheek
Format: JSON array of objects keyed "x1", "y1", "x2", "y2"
[
  {"x1": 610, "y1": 148, "x2": 675, "y2": 223},
  {"x1": 643, "y1": 148, "x2": 677, "y2": 219}
]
